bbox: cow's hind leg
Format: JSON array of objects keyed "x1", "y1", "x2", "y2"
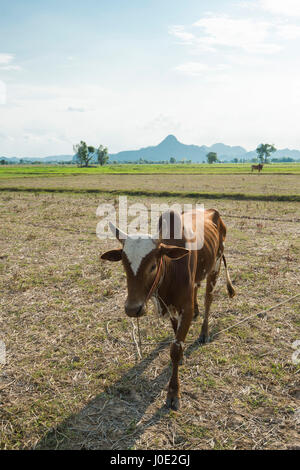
[
  {"x1": 199, "y1": 274, "x2": 217, "y2": 344},
  {"x1": 193, "y1": 282, "x2": 200, "y2": 320},
  {"x1": 199, "y1": 258, "x2": 221, "y2": 344}
]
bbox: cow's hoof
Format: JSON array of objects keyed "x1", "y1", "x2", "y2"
[
  {"x1": 198, "y1": 333, "x2": 211, "y2": 344},
  {"x1": 166, "y1": 395, "x2": 180, "y2": 411}
]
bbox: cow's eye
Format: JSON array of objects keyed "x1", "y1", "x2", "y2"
[{"x1": 150, "y1": 264, "x2": 156, "y2": 272}]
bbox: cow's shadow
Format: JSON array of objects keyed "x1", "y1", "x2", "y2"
[{"x1": 35, "y1": 334, "x2": 206, "y2": 450}]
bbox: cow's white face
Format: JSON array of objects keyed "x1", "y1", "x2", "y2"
[
  {"x1": 123, "y1": 236, "x2": 156, "y2": 276},
  {"x1": 101, "y1": 224, "x2": 189, "y2": 318}
]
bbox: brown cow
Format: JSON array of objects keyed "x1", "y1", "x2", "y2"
[
  {"x1": 101, "y1": 209, "x2": 236, "y2": 410},
  {"x1": 251, "y1": 163, "x2": 264, "y2": 172}
]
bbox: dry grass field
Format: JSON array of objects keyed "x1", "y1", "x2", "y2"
[
  {"x1": 0, "y1": 173, "x2": 300, "y2": 198},
  {"x1": 0, "y1": 181, "x2": 300, "y2": 449}
]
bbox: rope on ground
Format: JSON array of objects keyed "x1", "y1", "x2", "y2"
[
  {"x1": 105, "y1": 293, "x2": 300, "y2": 356},
  {"x1": 131, "y1": 319, "x2": 143, "y2": 360},
  {"x1": 210, "y1": 293, "x2": 300, "y2": 339}
]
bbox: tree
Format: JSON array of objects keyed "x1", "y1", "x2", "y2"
[
  {"x1": 73, "y1": 141, "x2": 95, "y2": 167},
  {"x1": 256, "y1": 143, "x2": 276, "y2": 164},
  {"x1": 97, "y1": 145, "x2": 109, "y2": 166},
  {"x1": 206, "y1": 152, "x2": 218, "y2": 164},
  {"x1": 170, "y1": 157, "x2": 176, "y2": 164}
]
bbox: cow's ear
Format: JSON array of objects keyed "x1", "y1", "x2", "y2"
[
  {"x1": 101, "y1": 249, "x2": 123, "y2": 262},
  {"x1": 159, "y1": 243, "x2": 189, "y2": 260}
]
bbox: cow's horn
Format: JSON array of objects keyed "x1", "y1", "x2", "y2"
[
  {"x1": 109, "y1": 222, "x2": 127, "y2": 243},
  {"x1": 152, "y1": 218, "x2": 167, "y2": 243}
]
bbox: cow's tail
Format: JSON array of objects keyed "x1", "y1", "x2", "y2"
[{"x1": 222, "y1": 255, "x2": 236, "y2": 298}]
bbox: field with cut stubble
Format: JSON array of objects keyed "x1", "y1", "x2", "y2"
[{"x1": 0, "y1": 173, "x2": 299, "y2": 449}]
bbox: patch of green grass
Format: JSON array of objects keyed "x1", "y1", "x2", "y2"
[
  {"x1": 181, "y1": 423, "x2": 210, "y2": 439},
  {"x1": 245, "y1": 389, "x2": 273, "y2": 409},
  {"x1": 213, "y1": 438, "x2": 235, "y2": 450},
  {"x1": 126, "y1": 420, "x2": 138, "y2": 434},
  {"x1": 231, "y1": 354, "x2": 265, "y2": 378},
  {"x1": 1, "y1": 163, "x2": 300, "y2": 178},
  {"x1": 269, "y1": 363, "x2": 286, "y2": 379},
  {"x1": 194, "y1": 374, "x2": 217, "y2": 390}
]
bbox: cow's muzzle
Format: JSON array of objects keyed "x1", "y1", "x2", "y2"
[{"x1": 125, "y1": 301, "x2": 146, "y2": 318}]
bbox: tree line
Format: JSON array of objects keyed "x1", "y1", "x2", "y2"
[
  {"x1": 73, "y1": 141, "x2": 277, "y2": 167},
  {"x1": 73, "y1": 141, "x2": 109, "y2": 167},
  {"x1": 205, "y1": 143, "x2": 277, "y2": 164}
]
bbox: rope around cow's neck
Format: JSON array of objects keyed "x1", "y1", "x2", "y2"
[
  {"x1": 132, "y1": 257, "x2": 165, "y2": 359},
  {"x1": 137, "y1": 317, "x2": 142, "y2": 358}
]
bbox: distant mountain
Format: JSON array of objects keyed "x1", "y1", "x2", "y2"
[
  {"x1": 107, "y1": 135, "x2": 249, "y2": 163},
  {"x1": 267, "y1": 148, "x2": 300, "y2": 159},
  {"x1": 2, "y1": 136, "x2": 300, "y2": 164},
  {"x1": 0, "y1": 156, "x2": 19, "y2": 163},
  {"x1": 0, "y1": 155, "x2": 73, "y2": 163},
  {"x1": 41, "y1": 155, "x2": 73, "y2": 162}
]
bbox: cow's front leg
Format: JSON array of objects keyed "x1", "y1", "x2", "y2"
[
  {"x1": 166, "y1": 340, "x2": 182, "y2": 411},
  {"x1": 166, "y1": 303, "x2": 193, "y2": 411}
]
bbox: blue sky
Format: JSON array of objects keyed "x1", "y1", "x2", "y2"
[{"x1": 1, "y1": 0, "x2": 300, "y2": 157}]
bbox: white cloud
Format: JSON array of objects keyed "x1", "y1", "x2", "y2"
[
  {"x1": 195, "y1": 16, "x2": 283, "y2": 54},
  {"x1": 0, "y1": 53, "x2": 14, "y2": 65},
  {"x1": 175, "y1": 61, "x2": 228, "y2": 77},
  {"x1": 276, "y1": 24, "x2": 300, "y2": 40},
  {"x1": 175, "y1": 62, "x2": 211, "y2": 76},
  {"x1": 259, "y1": 0, "x2": 300, "y2": 17},
  {"x1": 174, "y1": 15, "x2": 282, "y2": 55},
  {"x1": 165, "y1": 4, "x2": 300, "y2": 151},
  {"x1": 0, "y1": 80, "x2": 6, "y2": 104},
  {"x1": 142, "y1": 114, "x2": 182, "y2": 133},
  {"x1": 0, "y1": 53, "x2": 21, "y2": 71},
  {"x1": 67, "y1": 106, "x2": 86, "y2": 113},
  {"x1": 170, "y1": 9, "x2": 300, "y2": 77},
  {"x1": 0, "y1": 65, "x2": 21, "y2": 71},
  {"x1": 168, "y1": 25, "x2": 196, "y2": 45},
  {"x1": 0, "y1": 83, "x2": 160, "y2": 155},
  {"x1": 170, "y1": 7, "x2": 300, "y2": 57}
]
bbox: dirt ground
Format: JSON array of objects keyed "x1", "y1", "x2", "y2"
[
  {"x1": 0, "y1": 173, "x2": 300, "y2": 196},
  {"x1": 0, "y1": 191, "x2": 299, "y2": 449}
]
